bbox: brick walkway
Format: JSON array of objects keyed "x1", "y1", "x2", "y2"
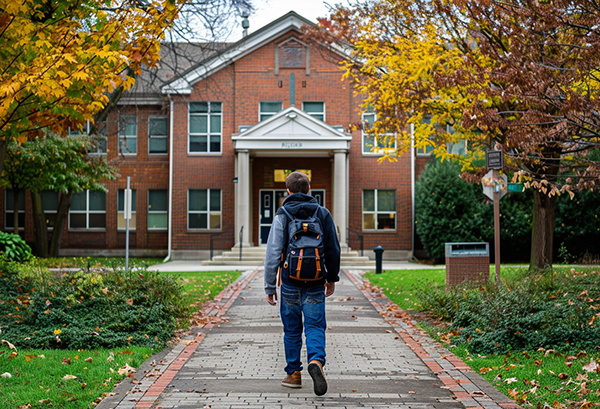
[{"x1": 98, "y1": 269, "x2": 521, "y2": 409}]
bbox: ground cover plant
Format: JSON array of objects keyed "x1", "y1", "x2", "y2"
[
  {"x1": 365, "y1": 266, "x2": 600, "y2": 408},
  {"x1": 0, "y1": 257, "x2": 241, "y2": 408}
]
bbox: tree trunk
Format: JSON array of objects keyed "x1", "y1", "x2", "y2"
[
  {"x1": 49, "y1": 191, "x2": 73, "y2": 257},
  {"x1": 530, "y1": 190, "x2": 557, "y2": 270},
  {"x1": 12, "y1": 188, "x2": 20, "y2": 234},
  {"x1": 30, "y1": 190, "x2": 49, "y2": 257}
]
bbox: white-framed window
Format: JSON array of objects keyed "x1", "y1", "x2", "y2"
[
  {"x1": 148, "y1": 189, "x2": 168, "y2": 230},
  {"x1": 302, "y1": 101, "x2": 325, "y2": 121},
  {"x1": 117, "y1": 189, "x2": 137, "y2": 230},
  {"x1": 69, "y1": 190, "x2": 106, "y2": 229},
  {"x1": 148, "y1": 116, "x2": 168, "y2": 154},
  {"x1": 259, "y1": 101, "x2": 282, "y2": 121},
  {"x1": 69, "y1": 120, "x2": 107, "y2": 155},
  {"x1": 188, "y1": 189, "x2": 221, "y2": 230},
  {"x1": 4, "y1": 190, "x2": 25, "y2": 230},
  {"x1": 189, "y1": 102, "x2": 222, "y2": 153},
  {"x1": 362, "y1": 112, "x2": 396, "y2": 155},
  {"x1": 41, "y1": 190, "x2": 59, "y2": 229},
  {"x1": 362, "y1": 189, "x2": 396, "y2": 231},
  {"x1": 118, "y1": 115, "x2": 137, "y2": 154}
]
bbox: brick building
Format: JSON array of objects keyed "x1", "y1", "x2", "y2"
[{"x1": 2, "y1": 12, "x2": 430, "y2": 261}]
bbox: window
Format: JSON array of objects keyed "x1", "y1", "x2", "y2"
[
  {"x1": 189, "y1": 102, "x2": 222, "y2": 153},
  {"x1": 302, "y1": 102, "x2": 325, "y2": 121},
  {"x1": 4, "y1": 190, "x2": 25, "y2": 230},
  {"x1": 362, "y1": 190, "x2": 396, "y2": 231},
  {"x1": 118, "y1": 115, "x2": 137, "y2": 154},
  {"x1": 148, "y1": 116, "x2": 168, "y2": 154},
  {"x1": 69, "y1": 120, "x2": 106, "y2": 154},
  {"x1": 188, "y1": 189, "x2": 221, "y2": 230},
  {"x1": 362, "y1": 112, "x2": 396, "y2": 155},
  {"x1": 148, "y1": 189, "x2": 168, "y2": 230},
  {"x1": 41, "y1": 191, "x2": 59, "y2": 229},
  {"x1": 69, "y1": 190, "x2": 106, "y2": 229},
  {"x1": 117, "y1": 189, "x2": 137, "y2": 229},
  {"x1": 259, "y1": 101, "x2": 282, "y2": 121}
]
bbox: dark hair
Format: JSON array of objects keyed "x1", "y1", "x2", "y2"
[{"x1": 286, "y1": 171, "x2": 310, "y2": 194}]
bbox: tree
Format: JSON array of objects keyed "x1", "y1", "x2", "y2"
[
  {"x1": 318, "y1": 0, "x2": 600, "y2": 269},
  {"x1": 0, "y1": 0, "x2": 182, "y2": 172},
  {"x1": 2, "y1": 136, "x2": 118, "y2": 257}
]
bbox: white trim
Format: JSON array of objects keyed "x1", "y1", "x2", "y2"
[
  {"x1": 164, "y1": 97, "x2": 174, "y2": 262},
  {"x1": 161, "y1": 12, "x2": 351, "y2": 95}
]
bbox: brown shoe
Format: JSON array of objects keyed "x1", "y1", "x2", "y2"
[
  {"x1": 281, "y1": 371, "x2": 302, "y2": 388},
  {"x1": 308, "y1": 360, "x2": 327, "y2": 396}
]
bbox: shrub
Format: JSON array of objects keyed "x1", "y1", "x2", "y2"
[
  {"x1": 0, "y1": 231, "x2": 32, "y2": 262},
  {"x1": 416, "y1": 267, "x2": 600, "y2": 354},
  {"x1": 0, "y1": 260, "x2": 187, "y2": 349}
]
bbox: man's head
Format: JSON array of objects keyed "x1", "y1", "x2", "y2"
[{"x1": 285, "y1": 171, "x2": 310, "y2": 194}]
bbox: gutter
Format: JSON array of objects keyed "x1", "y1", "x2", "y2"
[
  {"x1": 410, "y1": 123, "x2": 416, "y2": 261},
  {"x1": 163, "y1": 95, "x2": 174, "y2": 263}
]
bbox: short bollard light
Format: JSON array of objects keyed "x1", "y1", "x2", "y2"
[{"x1": 373, "y1": 245, "x2": 384, "y2": 274}]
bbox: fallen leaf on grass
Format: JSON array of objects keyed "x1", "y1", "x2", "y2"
[
  {"x1": 582, "y1": 358, "x2": 599, "y2": 373},
  {"x1": 63, "y1": 375, "x2": 77, "y2": 380},
  {"x1": 118, "y1": 364, "x2": 136, "y2": 376},
  {"x1": 85, "y1": 357, "x2": 93, "y2": 363},
  {"x1": 62, "y1": 357, "x2": 71, "y2": 365},
  {"x1": 504, "y1": 377, "x2": 518, "y2": 384},
  {"x1": 1, "y1": 372, "x2": 12, "y2": 378},
  {"x1": 8, "y1": 351, "x2": 18, "y2": 359}
]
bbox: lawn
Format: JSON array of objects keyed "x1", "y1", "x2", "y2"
[
  {"x1": 0, "y1": 258, "x2": 240, "y2": 409},
  {"x1": 365, "y1": 266, "x2": 600, "y2": 408}
]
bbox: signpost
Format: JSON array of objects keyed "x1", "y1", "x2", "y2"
[
  {"x1": 482, "y1": 150, "x2": 505, "y2": 288},
  {"x1": 125, "y1": 177, "x2": 132, "y2": 272}
]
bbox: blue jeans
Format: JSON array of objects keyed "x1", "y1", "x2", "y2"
[{"x1": 280, "y1": 282, "x2": 326, "y2": 374}]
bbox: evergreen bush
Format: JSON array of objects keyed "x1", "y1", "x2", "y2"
[
  {"x1": 0, "y1": 260, "x2": 187, "y2": 349},
  {"x1": 0, "y1": 231, "x2": 32, "y2": 262}
]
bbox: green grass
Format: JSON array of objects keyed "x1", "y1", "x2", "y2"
[
  {"x1": 0, "y1": 346, "x2": 154, "y2": 408},
  {"x1": 364, "y1": 268, "x2": 445, "y2": 310},
  {"x1": 160, "y1": 271, "x2": 242, "y2": 308},
  {"x1": 365, "y1": 267, "x2": 600, "y2": 408},
  {"x1": 449, "y1": 345, "x2": 600, "y2": 407},
  {"x1": 1, "y1": 258, "x2": 241, "y2": 409}
]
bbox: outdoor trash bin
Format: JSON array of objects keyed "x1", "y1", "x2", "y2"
[{"x1": 445, "y1": 242, "x2": 489, "y2": 288}]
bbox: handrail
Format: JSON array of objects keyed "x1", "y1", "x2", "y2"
[
  {"x1": 209, "y1": 229, "x2": 233, "y2": 261},
  {"x1": 239, "y1": 226, "x2": 244, "y2": 261},
  {"x1": 347, "y1": 229, "x2": 364, "y2": 257}
]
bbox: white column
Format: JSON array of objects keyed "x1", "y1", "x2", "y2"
[
  {"x1": 236, "y1": 149, "x2": 252, "y2": 246},
  {"x1": 333, "y1": 149, "x2": 348, "y2": 248}
]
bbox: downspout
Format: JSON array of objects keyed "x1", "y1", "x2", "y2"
[
  {"x1": 410, "y1": 123, "x2": 416, "y2": 261},
  {"x1": 163, "y1": 95, "x2": 174, "y2": 262}
]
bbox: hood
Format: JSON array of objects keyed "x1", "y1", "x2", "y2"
[{"x1": 282, "y1": 193, "x2": 319, "y2": 219}]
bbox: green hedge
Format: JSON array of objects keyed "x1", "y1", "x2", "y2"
[{"x1": 0, "y1": 260, "x2": 187, "y2": 349}]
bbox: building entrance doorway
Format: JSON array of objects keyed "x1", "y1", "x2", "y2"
[{"x1": 258, "y1": 189, "x2": 325, "y2": 245}]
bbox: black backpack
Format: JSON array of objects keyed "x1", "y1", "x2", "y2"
[{"x1": 280, "y1": 206, "x2": 326, "y2": 283}]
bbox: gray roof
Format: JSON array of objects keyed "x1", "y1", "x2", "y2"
[{"x1": 121, "y1": 42, "x2": 231, "y2": 104}]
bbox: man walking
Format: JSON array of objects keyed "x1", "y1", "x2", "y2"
[{"x1": 264, "y1": 171, "x2": 341, "y2": 396}]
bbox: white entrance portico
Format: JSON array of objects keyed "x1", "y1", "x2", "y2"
[{"x1": 232, "y1": 106, "x2": 352, "y2": 248}]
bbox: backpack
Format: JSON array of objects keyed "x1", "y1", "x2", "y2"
[{"x1": 279, "y1": 206, "x2": 326, "y2": 283}]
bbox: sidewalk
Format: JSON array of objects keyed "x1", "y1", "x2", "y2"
[{"x1": 98, "y1": 269, "x2": 521, "y2": 409}]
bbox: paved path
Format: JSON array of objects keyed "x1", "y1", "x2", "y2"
[{"x1": 98, "y1": 269, "x2": 521, "y2": 409}]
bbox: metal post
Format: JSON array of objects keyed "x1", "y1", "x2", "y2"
[
  {"x1": 493, "y1": 170, "x2": 501, "y2": 288},
  {"x1": 374, "y1": 246, "x2": 384, "y2": 274},
  {"x1": 125, "y1": 177, "x2": 131, "y2": 272}
]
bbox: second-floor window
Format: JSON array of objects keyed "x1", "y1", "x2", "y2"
[
  {"x1": 118, "y1": 115, "x2": 137, "y2": 154},
  {"x1": 259, "y1": 101, "x2": 282, "y2": 121},
  {"x1": 362, "y1": 113, "x2": 396, "y2": 155},
  {"x1": 189, "y1": 102, "x2": 222, "y2": 153},
  {"x1": 148, "y1": 116, "x2": 168, "y2": 154},
  {"x1": 302, "y1": 102, "x2": 325, "y2": 121}
]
